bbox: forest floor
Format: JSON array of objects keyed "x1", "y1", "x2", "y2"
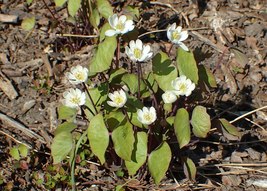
[{"x1": 0, "y1": 0, "x2": 266, "y2": 190}]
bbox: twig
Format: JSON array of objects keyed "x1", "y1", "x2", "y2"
[
  {"x1": 56, "y1": 34, "x2": 98, "y2": 38},
  {"x1": 0, "y1": 129, "x2": 32, "y2": 149},
  {"x1": 230, "y1": 105, "x2": 267, "y2": 124},
  {"x1": 0, "y1": 112, "x2": 45, "y2": 143},
  {"x1": 0, "y1": 14, "x2": 18, "y2": 23}
]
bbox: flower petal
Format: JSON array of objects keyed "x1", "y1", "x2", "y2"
[
  {"x1": 179, "y1": 31, "x2": 188, "y2": 41},
  {"x1": 105, "y1": 29, "x2": 117, "y2": 37},
  {"x1": 135, "y1": 39, "x2": 143, "y2": 50},
  {"x1": 178, "y1": 42, "x2": 189, "y2": 51}
]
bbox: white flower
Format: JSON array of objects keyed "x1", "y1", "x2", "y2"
[
  {"x1": 162, "y1": 91, "x2": 177, "y2": 104},
  {"x1": 66, "y1": 65, "x2": 88, "y2": 85},
  {"x1": 125, "y1": 39, "x2": 153, "y2": 62},
  {"x1": 105, "y1": 14, "x2": 134, "y2": 37},
  {"x1": 63, "y1": 88, "x2": 86, "y2": 108},
  {"x1": 167, "y1": 23, "x2": 189, "y2": 51},
  {"x1": 137, "y1": 107, "x2": 157, "y2": 125},
  {"x1": 171, "y1": 75, "x2": 195, "y2": 97},
  {"x1": 107, "y1": 89, "x2": 127, "y2": 108}
]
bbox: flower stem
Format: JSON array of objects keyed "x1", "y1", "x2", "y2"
[
  {"x1": 116, "y1": 36, "x2": 120, "y2": 69},
  {"x1": 83, "y1": 82, "x2": 97, "y2": 115},
  {"x1": 167, "y1": 43, "x2": 174, "y2": 56},
  {"x1": 137, "y1": 62, "x2": 141, "y2": 99}
]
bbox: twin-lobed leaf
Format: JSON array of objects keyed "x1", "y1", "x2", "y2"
[
  {"x1": 148, "y1": 142, "x2": 171, "y2": 185},
  {"x1": 87, "y1": 113, "x2": 109, "y2": 164},
  {"x1": 51, "y1": 131, "x2": 73, "y2": 164},
  {"x1": 112, "y1": 122, "x2": 134, "y2": 161},
  {"x1": 125, "y1": 132, "x2": 148, "y2": 175},
  {"x1": 174, "y1": 108, "x2": 191, "y2": 148},
  {"x1": 191, "y1": 106, "x2": 211, "y2": 138},
  {"x1": 152, "y1": 52, "x2": 177, "y2": 91},
  {"x1": 89, "y1": 36, "x2": 117, "y2": 73},
  {"x1": 176, "y1": 48, "x2": 199, "y2": 84}
]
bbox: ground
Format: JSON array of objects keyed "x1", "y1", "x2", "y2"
[{"x1": 0, "y1": 0, "x2": 267, "y2": 190}]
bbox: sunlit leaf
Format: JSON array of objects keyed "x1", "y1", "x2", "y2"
[
  {"x1": 96, "y1": 0, "x2": 113, "y2": 19},
  {"x1": 176, "y1": 48, "x2": 198, "y2": 84},
  {"x1": 18, "y1": 144, "x2": 28, "y2": 158},
  {"x1": 55, "y1": 122, "x2": 77, "y2": 135},
  {"x1": 121, "y1": 73, "x2": 147, "y2": 95},
  {"x1": 112, "y1": 121, "x2": 134, "y2": 161},
  {"x1": 183, "y1": 157, "x2": 196, "y2": 181},
  {"x1": 68, "y1": 0, "x2": 81, "y2": 17},
  {"x1": 51, "y1": 131, "x2": 73, "y2": 164},
  {"x1": 89, "y1": 3, "x2": 100, "y2": 28},
  {"x1": 191, "y1": 106, "x2": 211, "y2": 138},
  {"x1": 54, "y1": 0, "x2": 67, "y2": 7},
  {"x1": 89, "y1": 36, "x2": 117, "y2": 73},
  {"x1": 57, "y1": 105, "x2": 76, "y2": 120},
  {"x1": 219, "y1": 118, "x2": 241, "y2": 137},
  {"x1": 26, "y1": 0, "x2": 33, "y2": 5},
  {"x1": 198, "y1": 65, "x2": 217, "y2": 88},
  {"x1": 174, "y1": 108, "x2": 191, "y2": 148},
  {"x1": 152, "y1": 51, "x2": 177, "y2": 91},
  {"x1": 9, "y1": 147, "x2": 20, "y2": 160},
  {"x1": 148, "y1": 142, "x2": 171, "y2": 185},
  {"x1": 87, "y1": 113, "x2": 109, "y2": 164},
  {"x1": 21, "y1": 17, "x2": 35, "y2": 31},
  {"x1": 125, "y1": 132, "x2": 148, "y2": 175}
]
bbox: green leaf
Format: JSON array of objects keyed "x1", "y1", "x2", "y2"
[
  {"x1": 96, "y1": 0, "x2": 113, "y2": 19},
  {"x1": 124, "y1": 5, "x2": 140, "y2": 20},
  {"x1": 68, "y1": 0, "x2": 81, "y2": 17},
  {"x1": 89, "y1": 36, "x2": 117, "y2": 73},
  {"x1": 54, "y1": 0, "x2": 67, "y2": 7},
  {"x1": 219, "y1": 118, "x2": 241, "y2": 137},
  {"x1": 174, "y1": 108, "x2": 191, "y2": 148},
  {"x1": 58, "y1": 105, "x2": 76, "y2": 120},
  {"x1": 89, "y1": 3, "x2": 100, "y2": 28},
  {"x1": 191, "y1": 106, "x2": 211, "y2": 138},
  {"x1": 152, "y1": 51, "x2": 177, "y2": 91},
  {"x1": 9, "y1": 147, "x2": 20, "y2": 160},
  {"x1": 26, "y1": 0, "x2": 33, "y2": 5},
  {"x1": 51, "y1": 131, "x2": 73, "y2": 164},
  {"x1": 99, "y1": 22, "x2": 112, "y2": 42},
  {"x1": 145, "y1": 72, "x2": 158, "y2": 94},
  {"x1": 125, "y1": 132, "x2": 148, "y2": 175},
  {"x1": 106, "y1": 111, "x2": 125, "y2": 131},
  {"x1": 148, "y1": 142, "x2": 171, "y2": 185},
  {"x1": 55, "y1": 122, "x2": 77, "y2": 135},
  {"x1": 230, "y1": 48, "x2": 248, "y2": 67},
  {"x1": 183, "y1": 157, "x2": 196, "y2": 181},
  {"x1": 112, "y1": 122, "x2": 134, "y2": 161},
  {"x1": 176, "y1": 48, "x2": 199, "y2": 84},
  {"x1": 21, "y1": 17, "x2": 35, "y2": 31},
  {"x1": 122, "y1": 73, "x2": 147, "y2": 95},
  {"x1": 198, "y1": 65, "x2": 217, "y2": 88},
  {"x1": 109, "y1": 68, "x2": 127, "y2": 83},
  {"x1": 18, "y1": 144, "x2": 28, "y2": 158},
  {"x1": 87, "y1": 113, "x2": 109, "y2": 164}
]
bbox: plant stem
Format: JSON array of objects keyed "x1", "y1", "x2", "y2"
[
  {"x1": 83, "y1": 82, "x2": 97, "y2": 115},
  {"x1": 167, "y1": 43, "x2": 174, "y2": 57},
  {"x1": 116, "y1": 37, "x2": 120, "y2": 69},
  {"x1": 137, "y1": 62, "x2": 141, "y2": 99}
]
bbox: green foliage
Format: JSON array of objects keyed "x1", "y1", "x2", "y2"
[
  {"x1": 51, "y1": 131, "x2": 73, "y2": 164},
  {"x1": 89, "y1": 36, "x2": 117, "y2": 73},
  {"x1": 183, "y1": 157, "x2": 196, "y2": 181},
  {"x1": 87, "y1": 113, "x2": 109, "y2": 164},
  {"x1": 152, "y1": 51, "x2": 177, "y2": 91},
  {"x1": 96, "y1": 0, "x2": 113, "y2": 19},
  {"x1": 125, "y1": 132, "x2": 148, "y2": 175},
  {"x1": 112, "y1": 121, "x2": 134, "y2": 161},
  {"x1": 18, "y1": 144, "x2": 29, "y2": 158},
  {"x1": 54, "y1": 0, "x2": 67, "y2": 7},
  {"x1": 191, "y1": 106, "x2": 211, "y2": 138},
  {"x1": 21, "y1": 17, "x2": 35, "y2": 31},
  {"x1": 122, "y1": 73, "x2": 147, "y2": 96},
  {"x1": 9, "y1": 144, "x2": 29, "y2": 160},
  {"x1": 219, "y1": 118, "x2": 241, "y2": 137},
  {"x1": 68, "y1": 0, "x2": 81, "y2": 17},
  {"x1": 9, "y1": 147, "x2": 20, "y2": 160},
  {"x1": 58, "y1": 105, "x2": 76, "y2": 120},
  {"x1": 148, "y1": 142, "x2": 171, "y2": 184},
  {"x1": 198, "y1": 65, "x2": 217, "y2": 88},
  {"x1": 174, "y1": 108, "x2": 191, "y2": 148},
  {"x1": 176, "y1": 48, "x2": 199, "y2": 84},
  {"x1": 26, "y1": 0, "x2": 33, "y2": 5}
]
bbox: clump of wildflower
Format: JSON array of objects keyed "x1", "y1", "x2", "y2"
[
  {"x1": 171, "y1": 75, "x2": 195, "y2": 97},
  {"x1": 63, "y1": 88, "x2": 86, "y2": 108},
  {"x1": 105, "y1": 14, "x2": 134, "y2": 37},
  {"x1": 167, "y1": 23, "x2": 189, "y2": 51},
  {"x1": 137, "y1": 107, "x2": 157, "y2": 125},
  {"x1": 66, "y1": 65, "x2": 88, "y2": 85},
  {"x1": 125, "y1": 39, "x2": 153, "y2": 62},
  {"x1": 107, "y1": 89, "x2": 127, "y2": 108}
]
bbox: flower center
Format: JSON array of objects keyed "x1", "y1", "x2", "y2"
[
  {"x1": 114, "y1": 96, "x2": 123, "y2": 105},
  {"x1": 70, "y1": 96, "x2": 81, "y2": 104},
  {"x1": 116, "y1": 22, "x2": 125, "y2": 31},
  {"x1": 172, "y1": 31, "x2": 180, "y2": 40},
  {"x1": 133, "y1": 48, "x2": 142, "y2": 59},
  {"x1": 144, "y1": 113, "x2": 152, "y2": 122},
  {"x1": 75, "y1": 73, "x2": 85, "y2": 81},
  {"x1": 179, "y1": 83, "x2": 187, "y2": 92}
]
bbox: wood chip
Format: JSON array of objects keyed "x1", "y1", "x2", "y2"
[
  {"x1": 0, "y1": 13, "x2": 18, "y2": 23},
  {"x1": 0, "y1": 71, "x2": 18, "y2": 100}
]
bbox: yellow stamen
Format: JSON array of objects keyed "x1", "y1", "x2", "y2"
[{"x1": 133, "y1": 48, "x2": 142, "y2": 59}]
